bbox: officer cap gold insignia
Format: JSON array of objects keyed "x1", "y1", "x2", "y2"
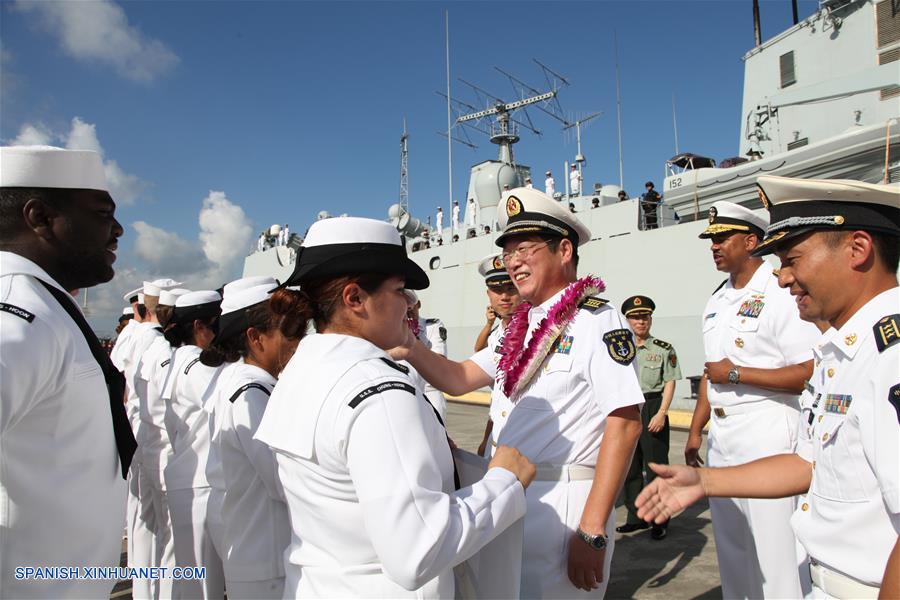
[
  {"x1": 621, "y1": 295, "x2": 656, "y2": 317},
  {"x1": 753, "y1": 175, "x2": 900, "y2": 256},
  {"x1": 478, "y1": 254, "x2": 512, "y2": 287},
  {"x1": 496, "y1": 187, "x2": 592, "y2": 248},
  {"x1": 699, "y1": 201, "x2": 768, "y2": 239}
]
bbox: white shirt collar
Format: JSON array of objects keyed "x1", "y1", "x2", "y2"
[
  {"x1": 819, "y1": 286, "x2": 900, "y2": 359},
  {"x1": 725, "y1": 261, "x2": 772, "y2": 295},
  {"x1": 0, "y1": 251, "x2": 69, "y2": 296}
]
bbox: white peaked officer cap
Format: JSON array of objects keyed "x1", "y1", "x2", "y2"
[
  {"x1": 496, "y1": 187, "x2": 591, "y2": 247},
  {"x1": 122, "y1": 286, "x2": 143, "y2": 303},
  {"x1": 143, "y1": 278, "x2": 184, "y2": 297},
  {"x1": 215, "y1": 279, "x2": 278, "y2": 343},
  {"x1": 753, "y1": 175, "x2": 900, "y2": 256},
  {"x1": 478, "y1": 254, "x2": 513, "y2": 287},
  {"x1": 0, "y1": 145, "x2": 107, "y2": 191},
  {"x1": 158, "y1": 287, "x2": 190, "y2": 306},
  {"x1": 280, "y1": 216, "x2": 429, "y2": 290},
  {"x1": 698, "y1": 201, "x2": 768, "y2": 239},
  {"x1": 403, "y1": 289, "x2": 419, "y2": 305},
  {"x1": 171, "y1": 290, "x2": 221, "y2": 324}
]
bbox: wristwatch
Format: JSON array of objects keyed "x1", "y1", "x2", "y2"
[
  {"x1": 727, "y1": 367, "x2": 741, "y2": 385},
  {"x1": 576, "y1": 527, "x2": 608, "y2": 551}
]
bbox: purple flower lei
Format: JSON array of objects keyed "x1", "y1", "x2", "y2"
[{"x1": 498, "y1": 275, "x2": 605, "y2": 399}]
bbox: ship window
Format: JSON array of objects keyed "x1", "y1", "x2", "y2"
[
  {"x1": 429, "y1": 256, "x2": 441, "y2": 270},
  {"x1": 780, "y1": 51, "x2": 796, "y2": 88},
  {"x1": 787, "y1": 137, "x2": 809, "y2": 151},
  {"x1": 876, "y1": 0, "x2": 900, "y2": 48}
]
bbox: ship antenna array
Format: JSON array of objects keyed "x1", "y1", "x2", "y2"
[
  {"x1": 399, "y1": 118, "x2": 409, "y2": 214},
  {"x1": 437, "y1": 60, "x2": 571, "y2": 165}
]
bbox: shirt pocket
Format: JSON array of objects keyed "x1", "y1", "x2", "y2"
[
  {"x1": 727, "y1": 317, "x2": 761, "y2": 356},
  {"x1": 811, "y1": 414, "x2": 867, "y2": 502},
  {"x1": 516, "y1": 353, "x2": 573, "y2": 412}
]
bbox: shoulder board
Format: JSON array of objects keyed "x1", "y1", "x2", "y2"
[
  {"x1": 348, "y1": 381, "x2": 416, "y2": 409},
  {"x1": 184, "y1": 357, "x2": 201, "y2": 375},
  {"x1": 889, "y1": 383, "x2": 900, "y2": 424},
  {"x1": 379, "y1": 357, "x2": 409, "y2": 374},
  {"x1": 228, "y1": 382, "x2": 272, "y2": 404},
  {"x1": 712, "y1": 279, "x2": 728, "y2": 295},
  {"x1": 153, "y1": 326, "x2": 163, "y2": 332},
  {"x1": 874, "y1": 314, "x2": 900, "y2": 353},
  {"x1": 0, "y1": 302, "x2": 35, "y2": 323},
  {"x1": 652, "y1": 338, "x2": 672, "y2": 350},
  {"x1": 578, "y1": 296, "x2": 609, "y2": 312},
  {"x1": 425, "y1": 318, "x2": 439, "y2": 324},
  {"x1": 160, "y1": 358, "x2": 171, "y2": 368}
]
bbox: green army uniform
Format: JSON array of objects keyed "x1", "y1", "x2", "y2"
[{"x1": 622, "y1": 334, "x2": 682, "y2": 525}]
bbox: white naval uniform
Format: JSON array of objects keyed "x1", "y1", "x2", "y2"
[
  {"x1": 208, "y1": 361, "x2": 288, "y2": 599},
  {"x1": 435, "y1": 210, "x2": 444, "y2": 238},
  {"x1": 421, "y1": 317, "x2": 449, "y2": 418},
  {"x1": 452, "y1": 205, "x2": 461, "y2": 235},
  {"x1": 569, "y1": 170, "x2": 582, "y2": 196},
  {"x1": 0, "y1": 252, "x2": 127, "y2": 598},
  {"x1": 701, "y1": 261, "x2": 820, "y2": 599},
  {"x1": 254, "y1": 333, "x2": 527, "y2": 599},
  {"x1": 545, "y1": 176, "x2": 555, "y2": 196},
  {"x1": 469, "y1": 289, "x2": 644, "y2": 599},
  {"x1": 467, "y1": 202, "x2": 478, "y2": 228},
  {"x1": 794, "y1": 287, "x2": 900, "y2": 598},
  {"x1": 162, "y1": 346, "x2": 226, "y2": 599}
]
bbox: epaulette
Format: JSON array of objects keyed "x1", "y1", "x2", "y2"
[
  {"x1": 873, "y1": 314, "x2": 900, "y2": 353},
  {"x1": 228, "y1": 382, "x2": 271, "y2": 404},
  {"x1": 578, "y1": 296, "x2": 609, "y2": 313},
  {"x1": 425, "y1": 318, "x2": 440, "y2": 324},
  {"x1": 348, "y1": 381, "x2": 416, "y2": 409},
  {"x1": 652, "y1": 338, "x2": 672, "y2": 350},
  {"x1": 712, "y1": 279, "x2": 728, "y2": 295},
  {"x1": 0, "y1": 302, "x2": 35, "y2": 323},
  {"x1": 379, "y1": 357, "x2": 409, "y2": 374}
]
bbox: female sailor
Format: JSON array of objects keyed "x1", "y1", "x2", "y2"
[
  {"x1": 200, "y1": 277, "x2": 302, "y2": 598},
  {"x1": 161, "y1": 290, "x2": 226, "y2": 598},
  {"x1": 254, "y1": 216, "x2": 535, "y2": 598}
]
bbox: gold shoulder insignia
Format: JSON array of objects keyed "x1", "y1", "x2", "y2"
[
  {"x1": 874, "y1": 314, "x2": 900, "y2": 353},
  {"x1": 578, "y1": 296, "x2": 609, "y2": 312}
]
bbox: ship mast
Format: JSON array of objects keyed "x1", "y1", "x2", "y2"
[{"x1": 399, "y1": 118, "x2": 409, "y2": 214}]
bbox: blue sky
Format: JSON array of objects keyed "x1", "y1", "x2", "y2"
[{"x1": 1, "y1": 0, "x2": 816, "y2": 332}]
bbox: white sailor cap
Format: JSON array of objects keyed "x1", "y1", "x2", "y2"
[
  {"x1": 172, "y1": 290, "x2": 221, "y2": 323},
  {"x1": 281, "y1": 216, "x2": 429, "y2": 290},
  {"x1": 477, "y1": 254, "x2": 512, "y2": 287},
  {"x1": 214, "y1": 278, "x2": 278, "y2": 343},
  {"x1": 545, "y1": 171, "x2": 551, "y2": 175},
  {"x1": 753, "y1": 175, "x2": 900, "y2": 256},
  {"x1": 158, "y1": 287, "x2": 190, "y2": 306},
  {"x1": 698, "y1": 201, "x2": 768, "y2": 239},
  {"x1": 0, "y1": 145, "x2": 107, "y2": 191},
  {"x1": 496, "y1": 187, "x2": 591, "y2": 247},
  {"x1": 122, "y1": 307, "x2": 134, "y2": 316},
  {"x1": 143, "y1": 278, "x2": 184, "y2": 297},
  {"x1": 123, "y1": 286, "x2": 143, "y2": 303}
]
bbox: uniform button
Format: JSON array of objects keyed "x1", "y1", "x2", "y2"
[
  {"x1": 818, "y1": 415, "x2": 823, "y2": 423},
  {"x1": 491, "y1": 441, "x2": 497, "y2": 447},
  {"x1": 801, "y1": 502, "x2": 809, "y2": 511},
  {"x1": 827, "y1": 368, "x2": 835, "y2": 378},
  {"x1": 501, "y1": 410, "x2": 507, "y2": 417},
  {"x1": 822, "y1": 432, "x2": 829, "y2": 442},
  {"x1": 735, "y1": 338, "x2": 744, "y2": 348}
]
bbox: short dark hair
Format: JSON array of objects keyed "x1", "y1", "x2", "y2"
[
  {"x1": 822, "y1": 230, "x2": 899, "y2": 273},
  {"x1": 542, "y1": 234, "x2": 580, "y2": 268},
  {"x1": 0, "y1": 187, "x2": 66, "y2": 238}
]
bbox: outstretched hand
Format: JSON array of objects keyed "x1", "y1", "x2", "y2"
[{"x1": 635, "y1": 463, "x2": 706, "y2": 524}]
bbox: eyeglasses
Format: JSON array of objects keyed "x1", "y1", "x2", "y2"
[{"x1": 501, "y1": 241, "x2": 550, "y2": 265}]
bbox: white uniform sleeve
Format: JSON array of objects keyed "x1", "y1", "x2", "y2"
[
  {"x1": 232, "y1": 387, "x2": 284, "y2": 501},
  {"x1": 863, "y1": 351, "x2": 900, "y2": 515},
  {"x1": 343, "y1": 379, "x2": 525, "y2": 590},
  {"x1": 773, "y1": 295, "x2": 821, "y2": 365},
  {"x1": 468, "y1": 346, "x2": 496, "y2": 380},
  {"x1": 588, "y1": 309, "x2": 644, "y2": 414},
  {"x1": 110, "y1": 324, "x2": 134, "y2": 372},
  {"x1": 0, "y1": 313, "x2": 63, "y2": 433},
  {"x1": 426, "y1": 321, "x2": 447, "y2": 357}
]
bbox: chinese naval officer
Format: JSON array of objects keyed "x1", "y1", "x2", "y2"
[
  {"x1": 398, "y1": 187, "x2": 645, "y2": 598},
  {"x1": 637, "y1": 175, "x2": 900, "y2": 599},
  {"x1": 0, "y1": 145, "x2": 137, "y2": 598}
]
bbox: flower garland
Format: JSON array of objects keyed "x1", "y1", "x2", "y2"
[{"x1": 498, "y1": 275, "x2": 605, "y2": 399}]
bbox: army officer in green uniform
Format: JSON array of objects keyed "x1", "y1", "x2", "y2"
[{"x1": 616, "y1": 295, "x2": 681, "y2": 540}]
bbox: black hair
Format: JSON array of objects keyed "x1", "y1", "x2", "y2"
[
  {"x1": 0, "y1": 187, "x2": 65, "y2": 239},
  {"x1": 164, "y1": 314, "x2": 218, "y2": 348}
]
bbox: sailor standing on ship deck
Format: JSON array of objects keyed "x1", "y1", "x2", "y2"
[
  {"x1": 637, "y1": 175, "x2": 900, "y2": 600},
  {"x1": 398, "y1": 187, "x2": 644, "y2": 598},
  {"x1": 685, "y1": 200, "x2": 820, "y2": 599},
  {"x1": 0, "y1": 145, "x2": 136, "y2": 598},
  {"x1": 452, "y1": 200, "x2": 461, "y2": 238}
]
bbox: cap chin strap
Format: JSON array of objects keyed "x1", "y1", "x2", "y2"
[{"x1": 767, "y1": 215, "x2": 845, "y2": 234}]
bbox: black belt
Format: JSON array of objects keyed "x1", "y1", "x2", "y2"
[{"x1": 643, "y1": 391, "x2": 663, "y2": 400}]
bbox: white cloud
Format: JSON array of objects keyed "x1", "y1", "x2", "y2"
[
  {"x1": 11, "y1": 123, "x2": 53, "y2": 146},
  {"x1": 8, "y1": 117, "x2": 147, "y2": 205},
  {"x1": 15, "y1": 0, "x2": 178, "y2": 83},
  {"x1": 199, "y1": 191, "x2": 255, "y2": 271},
  {"x1": 132, "y1": 221, "x2": 211, "y2": 279}
]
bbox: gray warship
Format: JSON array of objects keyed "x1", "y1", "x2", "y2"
[{"x1": 244, "y1": 0, "x2": 900, "y2": 404}]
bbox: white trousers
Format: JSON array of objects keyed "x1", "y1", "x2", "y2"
[
  {"x1": 168, "y1": 487, "x2": 225, "y2": 599},
  {"x1": 127, "y1": 461, "x2": 159, "y2": 600},
  {"x1": 225, "y1": 578, "x2": 285, "y2": 599},
  {"x1": 521, "y1": 479, "x2": 615, "y2": 599},
  {"x1": 707, "y1": 402, "x2": 806, "y2": 599}
]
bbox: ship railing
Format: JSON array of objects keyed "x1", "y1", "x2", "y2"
[{"x1": 637, "y1": 198, "x2": 680, "y2": 231}]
